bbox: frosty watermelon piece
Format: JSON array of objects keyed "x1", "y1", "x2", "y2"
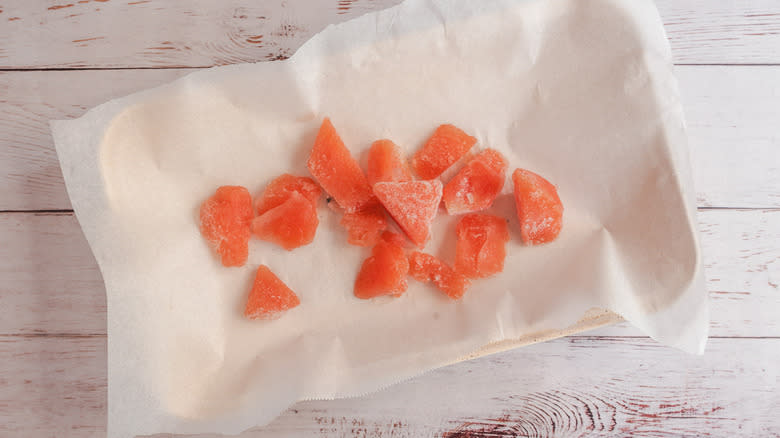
[
  {"x1": 379, "y1": 230, "x2": 408, "y2": 247},
  {"x1": 340, "y1": 201, "x2": 388, "y2": 247},
  {"x1": 251, "y1": 191, "x2": 319, "y2": 250},
  {"x1": 244, "y1": 265, "x2": 301, "y2": 319},
  {"x1": 354, "y1": 232, "x2": 410, "y2": 299},
  {"x1": 366, "y1": 139, "x2": 412, "y2": 185},
  {"x1": 472, "y1": 148, "x2": 508, "y2": 174},
  {"x1": 199, "y1": 185, "x2": 254, "y2": 267},
  {"x1": 512, "y1": 169, "x2": 564, "y2": 245},
  {"x1": 454, "y1": 214, "x2": 510, "y2": 278},
  {"x1": 306, "y1": 118, "x2": 373, "y2": 212},
  {"x1": 256, "y1": 174, "x2": 321, "y2": 215},
  {"x1": 443, "y1": 149, "x2": 508, "y2": 215},
  {"x1": 411, "y1": 124, "x2": 477, "y2": 179},
  {"x1": 408, "y1": 251, "x2": 470, "y2": 300},
  {"x1": 373, "y1": 180, "x2": 443, "y2": 248}
]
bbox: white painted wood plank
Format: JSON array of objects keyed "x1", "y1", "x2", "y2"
[
  {"x1": 1, "y1": 66, "x2": 778, "y2": 211},
  {"x1": 0, "y1": 336, "x2": 776, "y2": 437},
  {"x1": 679, "y1": 67, "x2": 780, "y2": 208},
  {"x1": 658, "y1": 0, "x2": 780, "y2": 65},
  {"x1": 0, "y1": 0, "x2": 403, "y2": 69},
  {"x1": 0, "y1": 212, "x2": 105, "y2": 334},
  {"x1": 0, "y1": 336, "x2": 105, "y2": 437},
  {"x1": 0, "y1": 69, "x2": 194, "y2": 211},
  {"x1": 1, "y1": 209, "x2": 777, "y2": 337},
  {"x1": 1, "y1": 1, "x2": 779, "y2": 68}
]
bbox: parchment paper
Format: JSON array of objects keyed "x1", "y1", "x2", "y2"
[{"x1": 50, "y1": 0, "x2": 709, "y2": 436}]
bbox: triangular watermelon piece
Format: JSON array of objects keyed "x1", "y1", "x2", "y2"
[
  {"x1": 373, "y1": 180, "x2": 443, "y2": 248},
  {"x1": 244, "y1": 265, "x2": 301, "y2": 320},
  {"x1": 306, "y1": 118, "x2": 373, "y2": 213}
]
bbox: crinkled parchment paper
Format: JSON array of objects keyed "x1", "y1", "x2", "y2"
[{"x1": 50, "y1": 0, "x2": 708, "y2": 436}]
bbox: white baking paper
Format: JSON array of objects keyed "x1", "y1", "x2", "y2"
[{"x1": 50, "y1": 0, "x2": 708, "y2": 436}]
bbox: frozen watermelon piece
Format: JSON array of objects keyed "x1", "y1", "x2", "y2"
[
  {"x1": 443, "y1": 149, "x2": 508, "y2": 215},
  {"x1": 411, "y1": 124, "x2": 477, "y2": 179},
  {"x1": 408, "y1": 251, "x2": 470, "y2": 300},
  {"x1": 354, "y1": 232, "x2": 409, "y2": 299},
  {"x1": 340, "y1": 201, "x2": 388, "y2": 247},
  {"x1": 455, "y1": 214, "x2": 510, "y2": 278},
  {"x1": 256, "y1": 174, "x2": 322, "y2": 215},
  {"x1": 252, "y1": 191, "x2": 318, "y2": 250},
  {"x1": 244, "y1": 265, "x2": 301, "y2": 319},
  {"x1": 366, "y1": 139, "x2": 413, "y2": 185},
  {"x1": 307, "y1": 118, "x2": 373, "y2": 212},
  {"x1": 473, "y1": 148, "x2": 508, "y2": 174},
  {"x1": 199, "y1": 185, "x2": 254, "y2": 267},
  {"x1": 379, "y1": 230, "x2": 408, "y2": 247},
  {"x1": 512, "y1": 169, "x2": 564, "y2": 245},
  {"x1": 373, "y1": 180, "x2": 443, "y2": 248}
]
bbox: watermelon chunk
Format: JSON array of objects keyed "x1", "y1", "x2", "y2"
[
  {"x1": 472, "y1": 148, "x2": 508, "y2": 174},
  {"x1": 256, "y1": 174, "x2": 321, "y2": 215},
  {"x1": 378, "y1": 230, "x2": 408, "y2": 247},
  {"x1": 307, "y1": 118, "x2": 373, "y2": 213},
  {"x1": 512, "y1": 169, "x2": 564, "y2": 245},
  {"x1": 411, "y1": 124, "x2": 477, "y2": 179},
  {"x1": 251, "y1": 191, "x2": 318, "y2": 250},
  {"x1": 455, "y1": 214, "x2": 510, "y2": 278},
  {"x1": 366, "y1": 139, "x2": 412, "y2": 185},
  {"x1": 244, "y1": 265, "x2": 301, "y2": 319},
  {"x1": 443, "y1": 149, "x2": 508, "y2": 215},
  {"x1": 199, "y1": 185, "x2": 254, "y2": 267},
  {"x1": 354, "y1": 232, "x2": 409, "y2": 299},
  {"x1": 408, "y1": 251, "x2": 470, "y2": 300},
  {"x1": 373, "y1": 180, "x2": 443, "y2": 248},
  {"x1": 340, "y1": 201, "x2": 388, "y2": 247}
]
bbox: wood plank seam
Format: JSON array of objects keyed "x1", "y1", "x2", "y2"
[
  {"x1": 0, "y1": 62, "x2": 777, "y2": 73},
  {"x1": 0, "y1": 66, "x2": 202, "y2": 72},
  {"x1": 2, "y1": 0, "x2": 780, "y2": 68},
  {"x1": 1, "y1": 334, "x2": 777, "y2": 339}
]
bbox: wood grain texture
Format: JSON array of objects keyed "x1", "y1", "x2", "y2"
[
  {"x1": 679, "y1": 66, "x2": 780, "y2": 208},
  {"x1": 0, "y1": 0, "x2": 403, "y2": 69},
  {"x1": 1, "y1": 0, "x2": 779, "y2": 68},
  {"x1": 0, "y1": 69, "x2": 194, "y2": 211},
  {"x1": 1, "y1": 209, "x2": 777, "y2": 337},
  {"x1": 0, "y1": 336, "x2": 776, "y2": 437},
  {"x1": 0, "y1": 212, "x2": 105, "y2": 335},
  {"x1": 1, "y1": 66, "x2": 779, "y2": 211},
  {"x1": 0, "y1": 335, "x2": 105, "y2": 437},
  {"x1": 659, "y1": 0, "x2": 780, "y2": 65}
]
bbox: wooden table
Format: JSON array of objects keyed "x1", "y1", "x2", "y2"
[{"x1": 1, "y1": 1, "x2": 778, "y2": 436}]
